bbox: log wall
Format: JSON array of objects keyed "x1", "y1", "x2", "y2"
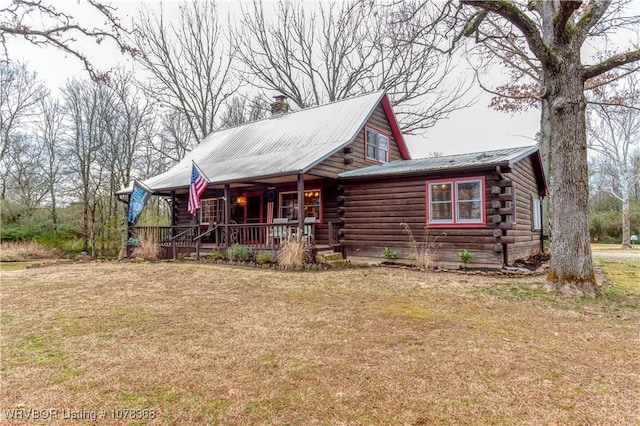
[
  {"x1": 341, "y1": 158, "x2": 546, "y2": 268},
  {"x1": 342, "y1": 173, "x2": 504, "y2": 268},
  {"x1": 505, "y1": 156, "x2": 544, "y2": 262}
]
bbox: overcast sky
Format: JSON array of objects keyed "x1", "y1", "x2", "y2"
[{"x1": 5, "y1": 0, "x2": 542, "y2": 158}]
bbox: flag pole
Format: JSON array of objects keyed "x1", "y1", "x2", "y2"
[{"x1": 192, "y1": 160, "x2": 210, "y2": 183}]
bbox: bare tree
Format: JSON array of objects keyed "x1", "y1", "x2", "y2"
[
  {"x1": 62, "y1": 78, "x2": 113, "y2": 255},
  {"x1": 233, "y1": 0, "x2": 472, "y2": 134},
  {"x1": 588, "y1": 75, "x2": 640, "y2": 249},
  {"x1": 1, "y1": 132, "x2": 48, "y2": 208},
  {"x1": 0, "y1": 61, "x2": 46, "y2": 175},
  {"x1": 106, "y1": 69, "x2": 156, "y2": 188},
  {"x1": 219, "y1": 95, "x2": 268, "y2": 129},
  {"x1": 35, "y1": 94, "x2": 65, "y2": 238},
  {"x1": 151, "y1": 108, "x2": 198, "y2": 167},
  {"x1": 133, "y1": 1, "x2": 237, "y2": 143},
  {"x1": 457, "y1": 0, "x2": 640, "y2": 297},
  {"x1": 0, "y1": 0, "x2": 135, "y2": 81}
]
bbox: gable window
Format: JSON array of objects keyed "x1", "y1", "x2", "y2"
[
  {"x1": 278, "y1": 190, "x2": 321, "y2": 221},
  {"x1": 200, "y1": 198, "x2": 225, "y2": 224},
  {"x1": 365, "y1": 127, "x2": 389, "y2": 163},
  {"x1": 427, "y1": 178, "x2": 485, "y2": 227}
]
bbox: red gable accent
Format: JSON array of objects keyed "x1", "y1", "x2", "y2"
[{"x1": 380, "y1": 94, "x2": 411, "y2": 160}]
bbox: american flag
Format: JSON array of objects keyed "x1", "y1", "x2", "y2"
[{"x1": 188, "y1": 162, "x2": 209, "y2": 215}]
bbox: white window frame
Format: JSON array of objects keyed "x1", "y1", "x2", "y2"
[
  {"x1": 200, "y1": 197, "x2": 224, "y2": 225},
  {"x1": 428, "y1": 182, "x2": 453, "y2": 224},
  {"x1": 365, "y1": 127, "x2": 390, "y2": 163},
  {"x1": 455, "y1": 179, "x2": 484, "y2": 223},
  {"x1": 278, "y1": 190, "x2": 322, "y2": 222},
  {"x1": 532, "y1": 197, "x2": 542, "y2": 230},
  {"x1": 427, "y1": 177, "x2": 485, "y2": 227}
]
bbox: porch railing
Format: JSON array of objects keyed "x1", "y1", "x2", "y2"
[
  {"x1": 129, "y1": 225, "x2": 202, "y2": 246},
  {"x1": 130, "y1": 221, "x2": 317, "y2": 255},
  {"x1": 328, "y1": 221, "x2": 340, "y2": 248}
]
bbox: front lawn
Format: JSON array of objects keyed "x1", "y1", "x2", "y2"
[{"x1": 1, "y1": 263, "x2": 639, "y2": 425}]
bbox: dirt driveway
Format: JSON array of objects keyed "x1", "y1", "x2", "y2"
[{"x1": 592, "y1": 248, "x2": 640, "y2": 261}]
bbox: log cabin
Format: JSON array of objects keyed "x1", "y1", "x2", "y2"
[{"x1": 118, "y1": 90, "x2": 547, "y2": 268}]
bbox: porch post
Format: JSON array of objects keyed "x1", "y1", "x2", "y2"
[
  {"x1": 171, "y1": 190, "x2": 176, "y2": 260},
  {"x1": 195, "y1": 208, "x2": 201, "y2": 261},
  {"x1": 119, "y1": 194, "x2": 129, "y2": 260},
  {"x1": 224, "y1": 184, "x2": 231, "y2": 249},
  {"x1": 297, "y1": 172, "x2": 304, "y2": 233}
]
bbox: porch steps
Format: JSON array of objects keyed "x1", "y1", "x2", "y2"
[{"x1": 316, "y1": 250, "x2": 350, "y2": 268}]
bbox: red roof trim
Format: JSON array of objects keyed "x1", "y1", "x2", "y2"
[{"x1": 380, "y1": 94, "x2": 410, "y2": 160}]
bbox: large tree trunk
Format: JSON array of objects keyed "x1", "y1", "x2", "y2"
[
  {"x1": 545, "y1": 52, "x2": 600, "y2": 297},
  {"x1": 539, "y1": 98, "x2": 552, "y2": 239},
  {"x1": 621, "y1": 195, "x2": 630, "y2": 249}
]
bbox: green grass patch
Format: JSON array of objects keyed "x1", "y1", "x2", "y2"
[
  {"x1": 12, "y1": 334, "x2": 66, "y2": 367},
  {"x1": 0, "y1": 261, "x2": 40, "y2": 271},
  {"x1": 473, "y1": 283, "x2": 558, "y2": 304},
  {"x1": 598, "y1": 258, "x2": 640, "y2": 295}
]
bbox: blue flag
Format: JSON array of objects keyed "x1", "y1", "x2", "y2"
[{"x1": 127, "y1": 181, "x2": 152, "y2": 224}]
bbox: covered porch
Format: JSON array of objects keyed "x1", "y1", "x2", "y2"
[
  {"x1": 130, "y1": 220, "x2": 341, "y2": 260},
  {"x1": 125, "y1": 172, "x2": 344, "y2": 259}
]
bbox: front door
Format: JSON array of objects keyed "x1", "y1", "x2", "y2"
[{"x1": 243, "y1": 192, "x2": 263, "y2": 243}]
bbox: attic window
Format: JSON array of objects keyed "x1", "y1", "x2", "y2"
[{"x1": 365, "y1": 127, "x2": 389, "y2": 163}]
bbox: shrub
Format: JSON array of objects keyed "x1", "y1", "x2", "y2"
[
  {"x1": 458, "y1": 249, "x2": 474, "y2": 269},
  {"x1": 227, "y1": 244, "x2": 253, "y2": 262},
  {"x1": 382, "y1": 247, "x2": 396, "y2": 260},
  {"x1": 256, "y1": 251, "x2": 276, "y2": 265},
  {"x1": 277, "y1": 234, "x2": 311, "y2": 269},
  {"x1": 208, "y1": 250, "x2": 225, "y2": 261},
  {"x1": 131, "y1": 229, "x2": 159, "y2": 261},
  {"x1": 400, "y1": 222, "x2": 444, "y2": 271}
]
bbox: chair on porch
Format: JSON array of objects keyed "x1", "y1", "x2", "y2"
[
  {"x1": 268, "y1": 218, "x2": 289, "y2": 245},
  {"x1": 220, "y1": 220, "x2": 239, "y2": 245},
  {"x1": 303, "y1": 216, "x2": 317, "y2": 244}
]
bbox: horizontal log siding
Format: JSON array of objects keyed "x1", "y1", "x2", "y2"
[
  {"x1": 342, "y1": 174, "x2": 503, "y2": 268},
  {"x1": 315, "y1": 186, "x2": 338, "y2": 246},
  {"x1": 312, "y1": 104, "x2": 402, "y2": 178},
  {"x1": 175, "y1": 196, "x2": 193, "y2": 226},
  {"x1": 505, "y1": 157, "x2": 543, "y2": 261}
]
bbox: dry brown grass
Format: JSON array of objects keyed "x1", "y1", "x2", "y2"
[
  {"x1": 131, "y1": 229, "x2": 159, "y2": 261},
  {"x1": 276, "y1": 235, "x2": 307, "y2": 269},
  {"x1": 401, "y1": 222, "x2": 443, "y2": 270},
  {"x1": 0, "y1": 241, "x2": 59, "y2": 262},
  {"x1": 1, "y1": 263, "x2": 639, "y2": 425}
]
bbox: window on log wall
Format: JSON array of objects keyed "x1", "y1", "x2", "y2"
[
  {"x1": 426, "y1": 178, "x2": 486, "y2": 227},
  {"x1": 365, "y1": 126, "x2": 390, "y2": 164}
]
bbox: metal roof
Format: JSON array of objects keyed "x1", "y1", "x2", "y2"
[
  {"x1": 132, "y1": 90, "x2": 390, "y2": 193},
  {"x1": 338, "y1": 145, "x2": 540, "y2": 179}
]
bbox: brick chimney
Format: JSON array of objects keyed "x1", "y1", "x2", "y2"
[{"x1": 271, "y1": 95, "x2": 290, "y2": 115}]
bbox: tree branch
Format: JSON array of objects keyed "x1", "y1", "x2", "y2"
[
  {"x1": 554, "y1": 0, "x2": 582, "y2": 43},
  {"x1": 576, "y1": 0, "x2": 612, "y2": 37},
  {"x1": 459, "y1": 0, "x2": 554, "y2": 66},
  {"x1": 584, "y1": 48, "x2": 640, "y2": 80}
]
